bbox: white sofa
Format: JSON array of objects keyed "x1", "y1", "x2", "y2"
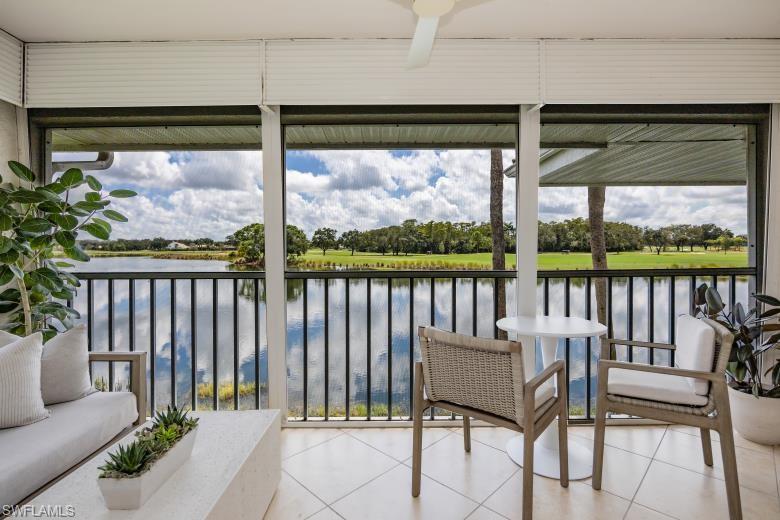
[{"x1": 0, "y1": 351, "x2": 146, "y2": 508}]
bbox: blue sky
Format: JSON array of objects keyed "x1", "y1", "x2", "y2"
[{"x1": 53, "y1": 150, "x2": 748, "y2": 240}]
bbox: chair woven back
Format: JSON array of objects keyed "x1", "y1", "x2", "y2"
[
  {"x1": 701, "y1": 317, "x2": 735, "y2": 379},
  {"x1": 418, "y1": 327, "x2": 525, "y2": 424}
]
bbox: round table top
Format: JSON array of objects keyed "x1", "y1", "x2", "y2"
[{"x1": 496, "y1": 315, "x2": 608, "y2": 338}]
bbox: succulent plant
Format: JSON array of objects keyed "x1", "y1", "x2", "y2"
[
  {"x1": 152, "y1": 405, "x2": 199, "y2": 433},
  {"x1": 98, "y1": 441, "x2": 153, "y2": 478}
]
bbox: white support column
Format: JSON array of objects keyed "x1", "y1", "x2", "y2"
[
  {"x1": 516, "y1": 104, "x2": 541, "y2": 376},
  {"x1": 261, "y1": 106, "x2": 287, "y2": 418},
  {"x1": 763, "y1": 104, "x2": 780, "y2": 380}
]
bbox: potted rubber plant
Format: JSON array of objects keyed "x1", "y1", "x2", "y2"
[
  {"x1": 693, "y1": 283, "x2": 780, "y2": 444},
  {"x1": 98, "y1": 406, "x2": 199, "y2": 509},
  {"x1": 0, "y1": 160, "x2": 135, "y2": 337}
]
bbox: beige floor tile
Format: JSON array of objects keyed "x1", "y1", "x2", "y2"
[
  {"x1": 669, "y1": 425, "x2": 775, "y2": 455},
  {"x1": 307, "y1": 507, "x2": 344, "y2": 520},
  {"x1": 573, "y1": 425, "x2": 667, "y2": 458},
  {"x1": 409, "y1": 432, "x2": 519, "y2": 502},
  {"x1": 775, "y1": 446, "x2": 780, "y2": 493},
  {"x1": 456, "y1": 426, "x2": 518, "y2": 452},
  {"x1": 466, "y1": 506, "x2": 507, "y2": 519},
  {"x1": 571, "y1": 436, "x2": 651, "y2": 500},
  {"x1": 624, "y1": 503, "x2": 676, "y2": 520},
  {"x1": 654, "y1": 429, "x2": 778, "y2": 496},
  {"x1": 635, "y1": 460, "x2": 780, "y2": 520},
  {"x1": 484, "y1": 475, "x2": 630, "y2": 520},
  {"x1": 264, "y1": 471, "x2": 327, "y2": 520},
  {"x1": 281, "y1": 428, "x2": 344, "y2": 459},
  {"x1": 346, "y1": 427, "x2": 451, "y2": 461},
  {"x1": 283, "y1": 434, "x2": 398, "y2": 504},
  {"x1": 332, "y1": 464, "x2": 478, "y2": 520}
]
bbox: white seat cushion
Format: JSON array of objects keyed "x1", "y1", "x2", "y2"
[
  {"x1": 674, "y1": 315, "x2": 716, "y2": 396},
  {"x1": 0, "y1": 391, "x2": 137, "y2": 507},
  {"x1": 607, "y1": 368, "x2": 708, "y2": 407}
]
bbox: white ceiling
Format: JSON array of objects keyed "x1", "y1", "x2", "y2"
[{"x1": 2, "y1": 0, "x2": 779, "y2": 42}]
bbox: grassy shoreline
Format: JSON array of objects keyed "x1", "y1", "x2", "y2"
[{"x1": 76, "y1": 248, "x2": 749, "y2": 270}]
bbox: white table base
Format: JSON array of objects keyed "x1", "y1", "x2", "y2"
[{"x1": 507, "y1": 335, "x2": 593, "y2": 480}]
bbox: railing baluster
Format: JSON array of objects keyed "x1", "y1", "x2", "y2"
[
  {"x1": 129, "y1": 279, "x2": 135, "y2": 352},
  {"x1": 627, "y1": 276, "x2": 634, "y2": 362},
  {"x1": 607, "y1": 276, "x2": 613, "y2": 338},
  {"x1": 451, "y1": 277, "x2": 457, "y2": 420},
  {"x1": 493, "y1": 278, "x2": 498, "y2": 339},
  {"x1": 387, "y1": 280, "x2": 392, "y2": 420},
  {"x1": 430, "y1": 278, "x2": 434, "y2": 420},
  {"x1": 87, "y1": 279, "x2": 94, "y2": 381},
  {"x1": 171, "y1": 279, "x2": 176, "y2": 407},
  {"x1": 191, "y1": 279, "x2": 197, "y2": 411},
  {"x1": 346, "y1": 280, "x2": 351, "y2": 420},
  {"x1": 150, "y1": 279, "x2": 156, "y2": 413},
  {"x1": 585, "y1": 277, "x2": 592, "y2": 420},
  {"x1": 303, "y1": 278, "x2": 308, "y2": 420},
  {"x1": 472, "y1": 277, "x2": 477, "y2": 336},
  {"x1": 543, "y1": 277, "x2": 550, "y2": 316},
  {"x1": 408, "y1": 278, "x2": 414, "y2": 420},
  {"x1": 648, "y1": 276, "x2": 654, "y2": 366},
  {"x1": 366, "y1": 278, "x2": 372, "y2": 420},
  {"x1": 729, "y1": 274, "x2": 736, "y2": 312},
  {"x1": 669, "y1": 276, "x2": 676, "y2": 367},
  {"x1": 564, "y1": 277, "x2": 571, "y2": 413},
  {"x1": 253, "y1": 278, "x2": 260, "y2": 409},
  {"x1": 108, "y1": 279, "x2": 114, "y2": 391},
  {"x1": 324, "y1": 279, "x2": 330, "y2": 420},
  {"x1": 233, "y1": 278, "x2": 239, "y2": 411},
  {"x1": 689, "y1": 276, "x2": 696, "y2": 315},
  {"x1": 211, "y1": 279, "x2": 217, "y2": 411}
]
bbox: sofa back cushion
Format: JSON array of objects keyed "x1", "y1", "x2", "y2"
[
  {"x1": 675, "y1": 315, "x2": 716, "y2": 396},
  {"x1": 0, "y1": 325, "x2": 93, "y2": 405},
  {"x1": 0, "y1": 333, "x2": 49, "y2": 429}
]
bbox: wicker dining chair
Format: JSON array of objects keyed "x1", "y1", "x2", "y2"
[
  {"x1": 412, "y1": 326, "x2": 569, "y2": 520},
  {"x1": 593, "y1": 315, "x2": 741, "y2": 519}
]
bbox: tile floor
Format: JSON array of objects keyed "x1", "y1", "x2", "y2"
[{"x1": 266, "y1": 425, "x2": 780, "y2": 520}]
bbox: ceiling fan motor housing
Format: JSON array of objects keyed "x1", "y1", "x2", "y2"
[{"x1": 413, "y1": 0, "x2": 457, "y2": 17}]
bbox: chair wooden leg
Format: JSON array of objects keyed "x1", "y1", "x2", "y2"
[
  {"x1": 713, "y1": 383, "x2": 742, "y2": 520},
  {"x1": 522, "y1": 422, "x2": 535, "y2": 520},
  {"x1": 463, "y1": 416, "x2": 471, "y2": 452},
  {"x1": 591, "y1": 397, "x2": 607, "y2": 490},
  {"x1": 412, "y1": 363, "x2": 425, "y2": 497},
  {"x1": 700, "y1": 428, "x2": 714, "y2": 467},
  {"x1": 556, "y1": 371, "x2": 569, "y2": 488}
]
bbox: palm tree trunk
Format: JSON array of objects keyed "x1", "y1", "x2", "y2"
[
  {"x1": 588, "y1": 186, "x2": 609, "y2": 340},
  {"x1": 490, "y1": 149, "x2": 507, "y2": 340}
]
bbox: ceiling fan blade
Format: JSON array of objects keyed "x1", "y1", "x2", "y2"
[{"x1": 406, "y1": 16, "x2": 439, "y2": 69}]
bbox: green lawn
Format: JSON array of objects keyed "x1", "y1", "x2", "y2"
[{"x1": 299, "y1": 249, "x2": 749, "y2": 270}]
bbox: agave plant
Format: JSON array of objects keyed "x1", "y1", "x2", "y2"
[
  {"x1": 98, "y1": 441, "x2": 153, "y2": 478},
  {"x1": 151, "y1": 405, "x2": 199, "y2": 433},
  {"x1": 693, "y1": 283, "x2": 780, "y2": 397},
  {"x1": 0, "y1": 161, "x2": 135, "y2": 339}
]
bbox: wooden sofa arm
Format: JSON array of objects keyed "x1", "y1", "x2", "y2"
[
  {"x1": 89, "y1": 351, "x2": 147, "y2": 426},
  {"x1": 598, "y1": 358, "x2": 723, "y2": 383},
  {"x1": 605, "y1": 338, "x2": 676, "y2": 350},
  {"x1": 526, "y1": 360, "x2": 565, "y2": 392}
]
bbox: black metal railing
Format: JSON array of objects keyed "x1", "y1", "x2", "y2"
[{"x1": 73, "y1": 267, "x2": 755, "y2": 423}]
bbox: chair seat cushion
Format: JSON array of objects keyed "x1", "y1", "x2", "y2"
[
  {"x1": 0, "y1": 391, "x2": 137, "y2": 507},
  {"x1": 607, "y1": 368, "x2": 708, "y2": 407}
]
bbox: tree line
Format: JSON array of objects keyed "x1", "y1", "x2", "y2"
[{"x1": 78, "y1": 219, "x2": 744, "y2": 261}]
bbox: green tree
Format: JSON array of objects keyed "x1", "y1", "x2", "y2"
[
  {"x1": 311, "y1": 227, "x2": 337, "y2": 255},
  {"x1": 644, "y1": 227, "x2": 669, "y2": 255},
  {"x1": 233, "y1": 223, "x2": 264, "y2": 264},
  {"x1": 340, "y1": 229, "x2": 361, "y2": 255},
  {"x1": 286, "y1": 225, "x2": 309, "y2": 257}
]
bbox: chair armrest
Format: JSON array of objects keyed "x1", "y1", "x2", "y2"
[
  {"x1": 598, "y1": 359, "x2": 722, "y2": 383},
  {"x1": 89, "y1": 351, "x2": 147, "y2": 426},
  {"x1": 606, "y1": 338, "x2": 676, "y2": 350},
  {"x1": 526, "y1": 360, "x2": 565, "y2": 392}
]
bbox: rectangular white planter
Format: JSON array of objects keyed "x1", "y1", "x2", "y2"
[{"x1": 98, "y1": 427, "x2": 198, "y2": 510}]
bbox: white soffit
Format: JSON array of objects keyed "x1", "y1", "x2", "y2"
[
  {"x1": 0, "y1": 30, "x2": 23, "y2": 106},
  {"x1": 544, "y1": 39, "x2": 780, "y2": 103},
  {"x1": 25, "y1": 41, "x2": 263, "y2": 108},
  {"x1": 264, "y1": 39, "x2": 540, "y2": 105}
]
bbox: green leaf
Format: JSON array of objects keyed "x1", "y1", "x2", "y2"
[
  {"x1": 705, "y1": 286, "x2": 725, "y2": 314},
  {"x1": 0, "y1": 248, "x2": 19, "y2": 264},
  {"x1": 109, "y1": 189, "x2": 137, "y2": 198},
  {"x1": 760, "y1": 308, "x2": 780, "y2": 319},
  {"x1": 8, "y1": 161, "x2": 35, "y2": 182},
  {"x1": 45, "y1": 182, "x2": 67, "y2": 195},
  {"x1": 49, "y1": 213, "x2": 79, "y2": 230},
  {"x1": 85, "y1": 192, "x2": 102, "y2": 202},
  {"x1": 63, "y1": 245, "x2": 90, "y2": 262},
  {"x1": 37, "y1": 201, "x2": 66, "y2": 213},
  {"x1": 82, "y1": 222, "x2": 110, "y2": 240},
  {"x1": 9, "y1": 189, "x2": 47, "y2": 204},
  {"x1": 103, "y1": 209, "x2": 128, "y2": 222},
  {"x1": 0, "y1": 214, "x2": 12, "y2": 231},
  {"x1": 59, "y1": 168, "x2": 84, "y2": 187},
  {"x1": 19, "y1": 218, "x2": 53, "y2": 233},
  {"x1": 73, "y1": 201, "x2": 107, "y2": 212},
  {"x1": 54, "y1": 230, "x2": 76, "y2": 248},
  {"x1": 29, "y1": 234, "x2": 53, "y2": 250},
  {"x1": 92, "y1": 217, "x2": 112, "y2": 233},
  {"x1": 0, "y1": 301, "x2": 19, "y2": 313},
  {"x1": 755, "y1": 294, "x2": 780, "y2": 307},
  {"x1": 0, "y1": 266, "x2": 13, "y2": 285},
  {"x1": 0, "y1": 236, "x2": 13, "y2": 254},
  {"x1": 0, "y1": 288, "x2": 20, "y2": 300},
  {"x1": 34, "y1": 187, "x2": 62, "y2": 202},
  {"x1": 66, "y1": 205, "x2": 91, "y2": 217},
  {"x1": 86, "y1": 175, "x2": 103, "y2": 191},
  {"x1": 54, "y1": 261, "x2": 75, "y2": 268}
]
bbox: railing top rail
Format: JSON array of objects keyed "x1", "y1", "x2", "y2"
[{"x1": 73, "y1": 266, "x2": 756, "y2": 280}]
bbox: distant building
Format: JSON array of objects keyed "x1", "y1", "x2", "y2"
[{"x1": 166, "y1": 241, "x2": 189, "y2": 250}]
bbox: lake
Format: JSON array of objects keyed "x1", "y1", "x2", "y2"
[{"x1": 72, "y1": 257, "x2": 752, "y2": 418}]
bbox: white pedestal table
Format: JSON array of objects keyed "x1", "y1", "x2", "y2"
[{"x1": 496, "y1": 315, "x2": 607, "y2": 480}]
